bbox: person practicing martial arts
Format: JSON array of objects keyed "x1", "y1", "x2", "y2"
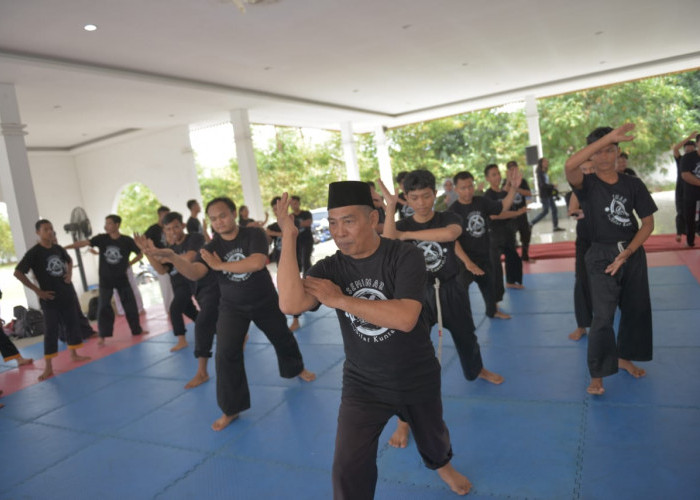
[
  {"x1": 380, "y1": 169, "x2": 506, "y2": 449},
  {"x1": 505, "y1": 161, "x2": 535, "y2": 261},
  {"x1": 14, "y1": 219, "x2": 91, "y2": 380},
  {"x1": 137, "y1": 212, "x2": 220, "y2": 389},
  {"x1": 449, "y1": 170, "x2": 519, "y2": 320},
  {"x1": 67, "y1": 214, "x2": 147, "y2": 345},
  {"x1": 276, "y1": 182, "x2": 471, "y2": 498},
  {"x1": 565, "y1": 124, "x2": 657, "y2": 395},
  {"x1": 680, "y1": 132, "x2": 700, "y2": 248},
  {"x1": 145, "y1": 197, "x2": 315, "y2": 431}
]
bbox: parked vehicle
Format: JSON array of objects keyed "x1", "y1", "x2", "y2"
[{"x1": 310, "y1": 208, "x2": 331, "y2": 243}]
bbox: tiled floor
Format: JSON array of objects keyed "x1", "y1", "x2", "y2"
[{"x1": 1, "y1": 251, "x2": 699, "y2": 499}]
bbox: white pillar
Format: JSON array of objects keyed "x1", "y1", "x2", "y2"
[
  {"x1": 524, "y1": 94, "x2": 543, "y2": 187},
  {"x1": 0, "y1": 83, "x2": 40, "y2": 308},
  {"x1": 374, "y1": 126, "x2": 394, "y2": 192},
  {"x1": 341, "y1": 122, "x2": 360, "y2": 181},
  {"x1": 230, "y1": 109, "x2": 265, "y2": 220}
]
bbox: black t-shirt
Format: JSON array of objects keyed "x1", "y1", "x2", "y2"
[
  {"x1": 574, "y1": 173, "x2": 657, "y2": 244},
  {"x1": 510, "y1": 179, "x2": 530, "y2": 211},
  {"x1": 199, "y1": 226, "x2": 275, "y2": 307},
  {"x1": 187, "y1": 216, "x2": 203, "y2": 235},
  {"x1": 168, "y1": 233, "x2": 205, "y2": 290},
  {"x1": 680, "y1": 151, "x2": 700, "y2": 197},
  {"x1": 145, "y1": 223, "x2": 167, "y2": 249},
  {"x1": 484, "y1": 188, "x2": 512, "y2": 234},
  {"x1": 449, "y1": 196, "x2": 502, "y2": 258},
  {"x1": 396, "y1": 211, "x2": 463, "y2": 282},
  {"x1": 307, "y1": 238, "x2": 440, "y2": 405},
  {"x1": 294, "y1": 210, "x2": 314, "y2": 246},
  {"x1": 16, "y1": 244, "x2": 74, "y2": 299},
  {"x1": 89, "y1": 234, "x2": 140, "y2": 287},
  {"x1": 267, "y1": 222, "x2": 283, "y2": 262},
  {"x1": 622, "y1": 168, "x2": 638, "y2": 177}
]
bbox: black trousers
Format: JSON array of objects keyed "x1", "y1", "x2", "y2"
[
  {"x1": 490, "y1": 227, "x2": 523, "y2": 297},
  {"x1": 675, "y1": 181, "x2": 686, "y2": 236},
  {"x1": 585, "y1": 243, "x2": 653, "y2": 378},
  {"x1": 332, "y1": 395, "x2": 453, "y2": 500},
  {"x1": 574, "y1": 238, "x2": 592, "y2": 328},
  {"x1": 41, "y1": 295, "x2": 83, "y2": 357},
  {"x1": 512, "y1": 214, "x2": 532, "y2": 259},
  {"x1": 462, "y1": 252, "x2": 497, "y2": 317},
  {"x1": 215, "y1": 296, "x2": 305, "y2": 416},
  {"x1": 170, "y1": 283, "x2": 198, "y2": 337},
  {"x1": 683, "y1": 193, "x2": 700, "y2": 246},
  {"x1": 425, "y1": 277, "x2": 483, "y2": 380},
  {"x1": 296, "y1": 240, "x2": 314, "y2": 275},
  {"x1": 193, "y1": 284, "x2": 219, "y2": 359},
  {"x1": 0, "y1": 326, "x2": 20, "y2": 360},
  {"x1": 98, "y1": 284, "x2": 142, "y2": 337}
]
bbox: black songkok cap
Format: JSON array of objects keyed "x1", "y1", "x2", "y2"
[{"x1": 327, "y1": 181, "x2": 374, "y2": 210}]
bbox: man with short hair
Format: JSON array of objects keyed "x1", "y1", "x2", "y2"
[
  {"x1": 276, "y1": 182, "x2": 471, "y2": 498},
  {"x1": 505, "y1": 160, "x2": 534, "y2": 261},
  {"x1": 146, "y1": 196, "x2": 315, "y2": 431},
  {"x1": 680, "y1": 132, "x2": 700, "y2": 247},
  {"x1": 616, "y1": 152, "x2": 637, "y2": 177},
  {"x1": 290, "y1": 195, "x2": 314, "y2": 275},
  {"x1": 145, "y1": 205, "x2": 174, "y2": 310},
  {"x1": 15, "y1": 219, "x2": 90, "y2": 380},
  {"x1": 565, "y1": 123, "x2": 657, "y2": 395},
  {"x1": 67, "y1": 215, "x2": 147, "y2": 345},
  {"x1": 672, "y1": 132, "x2": 697, "y2": 242}
]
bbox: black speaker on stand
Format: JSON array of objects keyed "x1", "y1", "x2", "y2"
[{"x1": 525, "y1": 145, "x2": 539, "y2": 166}]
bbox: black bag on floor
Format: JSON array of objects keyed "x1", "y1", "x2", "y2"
[{"x1": 12, "y1": 306, "x2": 45, "y2": 338}]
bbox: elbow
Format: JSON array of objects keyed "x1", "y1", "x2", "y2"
[{"x1": 399, "y1": 316, "x2": 419, "y2": 332}]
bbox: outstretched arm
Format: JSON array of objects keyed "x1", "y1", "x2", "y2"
[
  {"x1": 64, "y1": 239, "x2": 91, "y2": 250},
  {"x1": 672, "y1": 130, "x2": 698, "y2": 158}
]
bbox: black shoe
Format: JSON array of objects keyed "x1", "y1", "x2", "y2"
[{"x1": 553, "y1": 227, "x2": 565, "y2": 232}]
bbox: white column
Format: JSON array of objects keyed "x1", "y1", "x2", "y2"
[
  {"x1": 374, "y1": 126, "x2": 394, "y2": 192},
  {"x1": 341, "y1": 122, "x2": 360, "y2": 181},
  {"x1": 524, "y1": 94, "x2": 543, "y2": 186},
  {"x1": 0, "y1": 83, "x2": 40, "y2": 308},
  {"x1": 230, "y1": 109, "x2": 265, "y2": 220}
]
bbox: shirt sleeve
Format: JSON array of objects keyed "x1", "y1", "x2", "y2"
[
  {"x1": 15, "y1": 246, "x2": 34, "y2": 274},
  {"x1": 60, "y1": 246, "x2": 73, "y2": 264},
  {"x1": 187, "y1": 233, "x2": 205, "y2": 252},
  {"x1": 392, "y1": 244, "x2": 427, "y2": 302},
  {"x1": 632, "y1": 178, "x2": 658, "y2": 219},
  {"x1": 247, "y1": 228, "x2": 269, "y2": 255},
  {"x1": 127, "y1": 237, "x2": 141, "y2": 257}
]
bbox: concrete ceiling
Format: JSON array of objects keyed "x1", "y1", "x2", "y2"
[{"x1": 1, "y1": 0, "x2": 699, "y2": 151}]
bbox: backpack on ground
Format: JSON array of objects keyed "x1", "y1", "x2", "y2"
[{"x1": 11, "y1": 306, "x2": 45, "y2": 338}]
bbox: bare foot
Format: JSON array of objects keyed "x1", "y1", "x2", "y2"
[
  {"x1": 184, "y1": 372, "x2": 210, "y2": 389},
  {"x1": 587, "y1": 377, "x2": 605, "y2": 395},
  {"x1": 619, "y1": 359, "x2": 646, "y2": 378},
  {"x1": 437, "y1": 463, "x2": 472, "y2": 495},
  {"x1": 98, "y1": 337, "x2": 105, "y2": 346},
  {"x1": 38, "y1": 367, "x2": 54, "y2": 381},
  {"x1": 211, "y1": 413, "x2": 239, "y2": 431},
  {"x1": 676, "y1": 234, "x2": 681, "y2": 243},
  {"x1": 388, "y1": 420, "x2": 410, "y2": 448},
  {"x1": 568, "y1": 327, "x2": 587, "y2": 341},
  {"x1": 70, "y1": 352, "x2": 91, "y2": 362},
  {"x1": 17, "y1": 357, "x2": 34, "y2": 366},
  {"x1": 139, "y1": 329, "x2": 149, "y2": 335},
  {"x1": 478, "y1": 368, "x2": 504, "y2": 384},
  {"x1": 170, "y1": 337, "x2": 189, "y2": 352},
  {"x1": 506, "y1": 282, "x2": 524, "y2": 289},
  {"x1": 493, "y1": 310, "x2": 511, "y2": 320},
  {"x1": 298, "y1": 369, "x2": 316, "y2": 382},
  {"x1": 289, "y1": 318, "x2": 301, "y2": 331}
]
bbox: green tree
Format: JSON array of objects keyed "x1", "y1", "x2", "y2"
[
  {"x1": 197, "y1": 162, "x2": 242, "y2": 206},
  {"x1": 115, "y1": 182, "x2": 161, "y2": 236},
  {"x1": 0, "y1": 213, "x2": 16, "y2": 263}
]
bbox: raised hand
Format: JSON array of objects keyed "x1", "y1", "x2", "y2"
[
  {"x1": 200, "y1": 248, "x2": 223, "y2": 271},
  {"x1": 607, "y1": 123, "x2": 636, "y2": 144},
  {"x1": 274, "y1": 193, "x2": 299, "y2": 237},
  {"x1": 377, "y1": 178, "x2": 399, "y2": 209}
]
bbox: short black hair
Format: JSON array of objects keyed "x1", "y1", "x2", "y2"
[
  {"x1": 291, "y1": 195, "x2": 301, "y2": 202},
  {"x1": 586, "y1": 127, "x2": 615, "y2": 145},
  {"x1": 619, "y1": 152, "x2": 629, "y2": 159},
  {"x1": 403, "y1": 169, "x2": 436, "y2": 193},
  {"x1": 453, "y1": 171, "x2": 474, "y2": 184},
  {"x1": 157, "y1": 206, "x2": 170, "y2": 214},
  {"x1": 483, "y1": 164, "x2": 499, "y2": 177},
  {"x1": 206, "y1": 197, "x2": 236, "y2": 214},
  {"x1": 162, "y1": 212, "x2": 183, "y2": 225},
  {"x1": 684, "y1": 140, "x2": 696, "y2": 148},
  {"x1": 506, "y1": 160, "x2": 518, "y2": 169},
  {"x1": 186, "y1": 199, "x2": 198, "y2": 210},
  {"x1": 270, "y1": 196, "x2": 281, "y2": 208},
  {"x1": 106, "y1": 214, "x2": 121, "y2": 225},
  {"x1": 396, "y1": 171, "x2": 408, "y2": 184},
  {"x1": 35, "y1": 219, "x2": 51, "y2": 231}
]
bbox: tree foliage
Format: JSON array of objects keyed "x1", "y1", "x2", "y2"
[
  {"x1": 115, "y1": 182, "x2": 162, "y2": 236},
  {"x1": 0, "y1": 213, "x2": 16, "y2": 262}
]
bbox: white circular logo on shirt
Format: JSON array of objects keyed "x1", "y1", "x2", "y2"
[
  {"x1": 513, "y1": 192, "x2": 523, "y2": 205},
  {"x1": 416, "y1": 241, "x2": 446, "y2": 272},
  {"x1": 104, "y1": 246, "x2": 123, "y2": 265},
  {"x1": 401, "y1": 204, "x2": 415, "y2": 218},
  {"x1": 223, "y1": 249, "x2": 251, "y2": 282},
  {"x1": 46, "y1": 255, "x2": 66, "y2": 277},
  {"x1": 693, "y1": 163, "x2": 700, "y2": 178},
  {"x1": 345, "y1": 287, "x2": 393, "y2": 340},
  {"x1": 605, "y1": 194, "x2": 631, "y2": 226},
  {"x1": 466, "y1": 213, "x2": 486, "y2": 238}
]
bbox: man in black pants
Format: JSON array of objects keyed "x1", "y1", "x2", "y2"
[
  {"x1": 449, "y1": 170, "x2": 519, "y2": 320},
  {"x1": 680, "y1": 132, "x2": 700, "y2": 248},
  {"x1": 137, "y1": 211, "x2": 220, "y2": 389},
  {"x1": 484, "y1": 164, "x2": 526, "y2": 293},
  {"x1": 67, "y1": 215, "x2": 147, "y2": 346},
  {"x1": 565, "y1": 124, "x2": 657, "y2": 395},
  {"x1": 290, "y1": 195, "x2": 314, "y2": 275},
  {"x1": 671, "y1": 133, "x2": 697, "y2": 243},
  {"x1": 147, "y1": 197, "x2": 315, "y2": 431},
  {"x1": 15, "y1": 219, "x2": 90, "y2": 380},
  {"x1": 505, "y1": 161, "x2": 534, "y2": 261},
  {"x1": 276, "y1": 182, "x2": 471, "y2": 498},
  {"x1": 381, "y1": 169, "x2": 507, "y2": 449}
]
